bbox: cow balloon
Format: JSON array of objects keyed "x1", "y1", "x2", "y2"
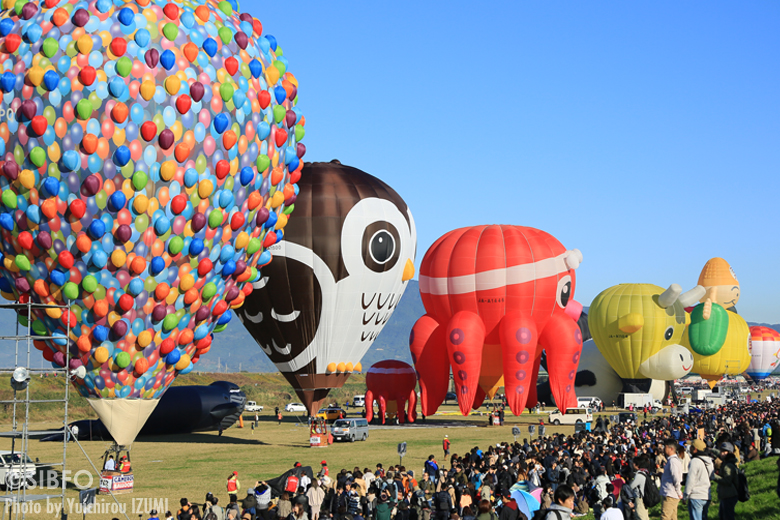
[
  {"x1": 365, "y1": 360, "x2": 417, "y2": 424},
  {"x1": 410, "y1": 225, "x2": 585, "y2": 416}
]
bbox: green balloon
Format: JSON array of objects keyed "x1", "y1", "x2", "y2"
[
  {"x1": 62, "y1": 282, "x2": 79, "y2": 300},
  {"x1": 135, "y1": 214, "x2": 149, "y2": 232},
  {"x1": 223, "y1": 176, "x2": 234, "y2": 192},
  {"x1": 295, "y1": 124, "x2": 305, "y2": 142},
  {"x1": 283, "y1": 204, "x2": 295, "y2": 215},
  {"x1": 30, "y1": 147, "x2": 45, "y2": 167},
  {"x1": 195, "y1": 155, "x2": 208, "y2": 173},
  {"x1": 256, "y1": 154, "x2": 270, "y2": 173},
  {"x1": 13, "y1": 0, "x2": 25, "y2": 15},
  {"x1": 163, "y1": 313, "x2": 180, "y2": 331},
  {"x1": 214, "y1": 323, "x2": 228, "y2": 333},
  {"x1": 115, "y1": 351, "x2": 131, "y2": 369},
  {"x1": 95, "y1": 190, "x2": 107, "y2": 210},
  {"x1": 17, "y1": 315, "x2": 28, "y2": 327},
  {"x1": 220, "y1": 83, "x2": 234, "y2": 102},
  {"x1": 163, "y1": 23, "x2": 179, "y2": 41},
  {"x1": 76, "y1": 99, "x2": 93, "y2": 120},
  {"x1": 687, "y1": 303, "x2": 730, "y2": 356},
  {"x1": 82, "y1": 275, "x2": 98, "y2": 293},
  {"x1": 42, "y1": 38, "x2": 58, "y2": 58},
  {"x1": 273, "y1": 60, "x2": 286, "y2": 76},
  {"x1": 202, "y1": 282, "x2": 217, "y2": 301},
  {"x1": 93, "y1": 285, "x2": 106, "y2": 300},
  {"x1": 32, "y1": 320, "x2": 47, "y2": 336},
  {"x1": 2, "y1": 190, "x2": 17, "y2": 209},
  {"x1": 218, "y1": 26, "x2": 233, "y2": 45},
  {"x1": 218, "y1": 0, "x2": 232, "y2": 15},
  {"x1": 14, "y1": 255, "x2": 30, "y2": 270},
  {"x1": 43, "y1": 106, "x2": 56, "y2": 125},
  {"x1": 65, "y1": 40, "x2": 78, "y2": 58},
  {"x1": 208, "y1": 209, "x2": 223, "y2": 229},
  {"x1": 247, "y1": 238, "x2": 261, "y2": 255},
  {"x1": 273, "y1": 105, "x2": 286, "y2": 124},
  {"x1": 168, "y1": 236, "x2": 184, "y2": 255},
  {"x1": 132, "y1": 171, "x2": 149, "y2": 191},
  {"x1": 14, "y1": 145, "x2": 24, "y2": 166},
  {"x1": 144, "y1": 277, "x2": 157, "y2": 293}
]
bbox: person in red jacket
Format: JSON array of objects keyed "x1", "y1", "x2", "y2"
[
  {"x1": 443, "y1": 436, "x2": 451, "y2": 461},
  {"x1": 227, "y1": 471, "x2": 240, "y2": 503}
]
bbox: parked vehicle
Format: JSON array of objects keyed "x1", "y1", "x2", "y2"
[
  {"x1": 316, "y1": 407, "x2": 346, "y2": 422},
  {"x1": 548, "y1": 408, "x2": 593, "y2": 425},
  {"x1": 678, "y1": 386, "x2": 694, "y2": 395},
  {"x1": 0, "y1": 451, "x2": 36, "y2": 489},
  {"x1": 352, "y1": 395, "x2": 365, "y2": 407},
  {"x1": 618, "y1": 412, "x2": 638, "y2": 424},
  {"x1": 444, "y1": 392, "x2": 457, "y2": 403},
  {"x1": 245, "y1": 401, "x2": 263, "y2": 412},
  {"x1": 620, "y1": 393, "x2": 657, "y2": 410},
  {"x1": 577, "y1": 396, "x2": 602, "y2": 409},
  {"x1": 331, "y1": 418, "x2": 370, "y2": 442},
  {"x1": 284, "y1": 403, "x2": 307, "y2": 413}
]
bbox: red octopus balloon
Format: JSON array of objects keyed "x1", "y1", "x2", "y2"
[
  {"x1": 410, "y1": 225, "x2": 584, "y2": 416},
  {"x1": 365, "y1": 360, "x2": 417, "y2": 424}
]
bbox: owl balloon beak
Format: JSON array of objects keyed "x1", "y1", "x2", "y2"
[{"x1": 402, "y1": 259, "x2": 415, "y2": 282}]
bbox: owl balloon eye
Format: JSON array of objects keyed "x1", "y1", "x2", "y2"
[{"x1": 362, "y1": 222, "x2": 401, "y2": 273}]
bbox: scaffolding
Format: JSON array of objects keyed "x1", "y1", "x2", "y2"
[{"x1": 0, "y1": 301, "x2": 71, "y2": 520}]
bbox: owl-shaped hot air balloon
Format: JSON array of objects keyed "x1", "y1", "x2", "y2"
[{"x1": 237, "y1": 161, "x2": 416, "y2": 414}]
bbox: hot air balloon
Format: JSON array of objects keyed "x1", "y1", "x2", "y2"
[
  {"x1": 589, "y1": 284, "x2": 702, "y2": 387},
  {"x1": 410, "y1": 225, "x2": 585, "y2": 416},
  {"x1": 365, "y1": 360, "x2": 417, "y2": 424},
  {"x1": 685, "y1": 258, "x2": 741, "y2": 356},
  {"x1": 746, "y1": 326, "x2": 780, "y2": 381},
  {"x1": 236, "y1": 161, "x2": 416, "y2": 414},
  {"x1": 0, "y1": 0, "x2": 303, "y2": 446},
  {"x1": 682, "y1": 311, "x2": 752, "y2": 389}
]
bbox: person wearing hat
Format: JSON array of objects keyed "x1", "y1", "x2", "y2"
[
  {"x1": 318, "y1": 461, "x2": 329, "y2": 478},
  {"x1": 497, "y1": 490, "x2": 518, "y2": 520},
  {"x1": 443, "y1": 436, "x2": 451, "y2": 461},
  {"x1": 712, "y1": 442, "x2": 738, "y2": 520},
  {"x1": 227, "y1": 471, "x2": 241, "y2": 503},
  {"x1": 148, "y1": 509, "x2": 159, "y2": 520},
  {"x1": 683, "y1": 439, "x2": 713, "y2": 520}
]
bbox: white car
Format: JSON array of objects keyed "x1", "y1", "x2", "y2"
[
  {"x1": 285, "y1": 403, "x2": 307, "y2": 413},
  {"x1": 245, "y1": 401, "x2": 263, "y2": 412},
  {"x1": 352, "y1": 395, "x2": 365, "y2": 407},
  {"x1": 548, "y1": 408, "x2": 593, "y2": 425},
  {"x1": 0, "y1": 451, "x2": 36, "y2": 489}
]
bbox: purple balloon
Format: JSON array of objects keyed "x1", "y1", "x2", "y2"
[
  {"x1": 18, "y1": 100, "x2": 36, "y2": 121},
  {"x1": 225, "y1": 286, "x2": 240, "y2": 301},
  {"x1": 152, "y1": 304, "x2": 167, "y2": 322},
  {"x1": 190, "y1": 82, "x2": 204, "y2": 102},
  {"x1": 69, "y1": 358, "x2": 82, "y2": 370},
  {"x1": 296, "y1": 143, "x2": 306, "y2": 158},
  {"x1": 71, "y1": 8, "x2": 89, "y2": 27},
  {"x1": 3, "y1": 161, "x2": 19, "y2": 180},
  {"x1": 191, "y1": 212, "x2": 206, "y2": 232},
  {"x1": 21, "y1": 2, "x2": 37, "y2": 20},
  {"x1": 255, "y1": 207, "x2": 269, "y2": 225},
  {"x1": 195, "y1": 306, "x2": 210, "y2": 322},
  {"x1": 53, "y1": 352, "x2": 65, "y2": 367},
  {"x1": 234, "y1": 31, "x2": 248, "y2": 49},
  {"x1": 111, "y1": 320, "x2": 128, "y2": 337},
  {"x1": 37, "y1": 231, "x2": 52, "y2": 250},
  {"x1": 114, "y1": 224, "x2": 132, "y2": 243},
  {"x1": 145, "y1": 48, "x2": 159, "y2": 68},
  {"x1": 285, "y1": 110, "x2": 296, "y2": 128},
  {"x1": 14, "y1": 277, "x2": 29, "y2": 292},
  {"x1": 80, "y1": 175, "x2": 100, "y2": 197},
  {"x1": 234, "y1": 259, "x2": 246, "y2": 276},
  {"x1": 158, "y1": 129, "x2": 174, "y2": 150}
]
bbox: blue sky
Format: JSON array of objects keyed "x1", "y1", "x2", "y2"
[{"x1": 249, "y1": 1, "x2": 780, "y2": 322}]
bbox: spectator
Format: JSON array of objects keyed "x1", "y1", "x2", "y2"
[
  {"x1": 712, "y1": 442, "x2": 738, "y2": 520},
  {"x1": 660, "y1": 438, "x2": 683, "y2": 520}
]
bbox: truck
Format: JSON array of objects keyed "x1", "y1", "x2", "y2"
[
  {"x1": 693, "y1": 389, "x2": 711, "y2": 402},
  {"x1": 620, "y1": 393, "x2": 655, "y2": 410},
  {"x1": 245, "y1": 401, "x2": 263, "y2": 412}
]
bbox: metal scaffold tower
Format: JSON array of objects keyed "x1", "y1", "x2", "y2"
[{"x1": 0, "y1": 301, "x2": 71, "y2": 520}]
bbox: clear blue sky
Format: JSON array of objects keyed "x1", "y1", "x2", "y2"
[{"x1": 248, "y1": 1, "x2": 780, "y2": 322}]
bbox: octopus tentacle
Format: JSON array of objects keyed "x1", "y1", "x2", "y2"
[
  {"x1": 410, "y1": 315, "x2": 448, "y2": 416},
  {"x1": 499, "y1": 311, "x2": 539, "y2": 415},
  {"x1": 540, "y1": 314, "x2": 583, "y2": 411},
  {"x1": 446, "y1": 311, "x2": 486, "y2": 416}
]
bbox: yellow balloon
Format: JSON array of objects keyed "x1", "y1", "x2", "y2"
[
  {"x1": 589, "y1": 283, "x2": 693, "y2": 381},
  {"x1": 682, "y1": 311, "x2": 752, "y2": 381},
  {"x1": 175, "y1": 354, "x2": 191, "y2": 371},
  {"x1": 94, "y1": 346, "x2": 109, "y2": 364}
]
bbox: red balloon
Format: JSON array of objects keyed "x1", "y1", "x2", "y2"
[
  {"x1": 365, "y1": 360, "x2": 417, "y2": 424},
  {"x1": 409, "y1": 315, "x2": 447, "y2": 416},
  {"x1": 410, "y1": 225, "x2": 584, "y2": 415}
]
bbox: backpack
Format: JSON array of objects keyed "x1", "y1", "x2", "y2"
[
  {"x1": 531, "y1": 509, "x2": 563, "y2": 520},
  {"x1": 435, "y1": 491, "x2": 450, "y2": 511},
  {"x1": 642, "y1": 474, "x2": 661, "y2": 509},
  {"x1": 736, "y1": 467, "x2": 750, "y2": 502},
  {"x1": 285, "y1": 475, "x2": 299, "y2": 493},
  {"x1": 204, "y1": 512, "x2": 218, "y2": 520}
]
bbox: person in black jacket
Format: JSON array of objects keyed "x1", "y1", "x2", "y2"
[
  {"x1": 498, "y1": 491, "x2": 526, "y2": 520},
  {"x1": 433, "y1": 489, "x2": 452, "y2": 520}
]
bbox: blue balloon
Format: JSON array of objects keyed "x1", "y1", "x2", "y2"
[
  {"x1": 0, "y1": 72, "x2": 15, "y2": 93},
  {"x1": 88, "y1": 219, "x2": 106, "y2": 239},
  {"x1": 160, "y1": 49, "x2": 175, "y2": 70},
  {"x1": 113, "y1": 145, "x2": 131, "y2": 166},
  {"x1": 43, "y1": 70, "x2": 59, "y2": 91},
  {"x1": 217, "y1": 309, "x2": 232, "y2": 325},
  {"x1": 213, "y1": 113, "x2": 229, "y2": 134},
  {"x1": 239, "y1": 167, "x2": 254, "y2": 186},
  {"x1": 166, "y1": 349, "x2": 181, "y2": 365},
  {"x1": 189, "y1": 238, "x2": 204, "y2": 256},
  {"x1": 150, "y1": 256, "x2": 165, "y2": 275},
  {"x1": 248, "y1": 59, "x2": 262, "y2": 78},
  {"x1": 274, "y1": 85, "x2": 287, "y2": 105},
  {"x1": 49, "y1": 269, "x2": 68, "y2": 286},
  {"x1": 0, "y1": 213, "x2": 14, "y2": 231},
  {"x1": 93, "y1": 325, "x2": 108, "y2": 342},
  {"x1": 203, "y1": 38, "x2": 217, "y2": 57},
  {"x1": 118, "y1": 8, "x2": 134, "y2": 26},
  {"x1": 108, "y1": 191, "x2": 126, "y2": 212},
  {"x1": 42, "y1": 177, "x2": 60, "y2": 198}
]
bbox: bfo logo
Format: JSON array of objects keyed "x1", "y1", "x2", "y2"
[{"x1": 3, "y1": 469, "x2": 94, "y2": 492}]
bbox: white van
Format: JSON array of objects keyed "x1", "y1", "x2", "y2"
[
  {"x1": 577, "y1": 397, "x2": 602, "y2": 409},
  {"x1": 679, "y1": 387, "x2": 694, "y2": 395},
  {"x1": 548, "y1": 408, "x2": 593, "y2": 425},
  {"x1": 352, "y1": 395, "x2": 366, "y2": 407},
  {"x1": 331, "y1": 418, "x2": 369, "y2": 442}
]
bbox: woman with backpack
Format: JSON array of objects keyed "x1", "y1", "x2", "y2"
[{"x1": 712, "y1": 443, "x2": 739, "y2": 520}]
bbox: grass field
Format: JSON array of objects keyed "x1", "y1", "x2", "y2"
[{"x1": 0, "y1": 373, "x2": 775, "y2": 519}]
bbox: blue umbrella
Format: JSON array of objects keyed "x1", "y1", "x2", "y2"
[{"x1": 510, "y1": 489, "x2": 541, "y2": 519}]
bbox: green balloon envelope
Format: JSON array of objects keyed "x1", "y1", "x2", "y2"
[{"x1": 687, "y1": 302, "x2": 729, "y2": 356}]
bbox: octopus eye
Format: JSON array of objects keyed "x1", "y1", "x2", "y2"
[
  {"x1": 664, "y1": 326, "x2": 674, "y2": 341},
  {"x1": 556, "y1": 275, "x2": 572, "y2": 309}
]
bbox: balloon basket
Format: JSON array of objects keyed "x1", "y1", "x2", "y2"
[
  {"x1": 309, "y1": 434, "x2": 328, "y2": 447},
  {"x1": 309, "y1": 417, "x2": 330, "y2": 447},
  {"x1": 98, "y1": 471, "x2": 134, "y2": 495}
]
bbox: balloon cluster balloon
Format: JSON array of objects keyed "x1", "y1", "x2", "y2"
[{"x1": 0, "y1": 0, "x2": 304, "y2": 405}]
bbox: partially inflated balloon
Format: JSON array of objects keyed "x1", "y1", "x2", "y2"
[{"x1": 0, "y1": 0, "x2": 303, "y2": 445}]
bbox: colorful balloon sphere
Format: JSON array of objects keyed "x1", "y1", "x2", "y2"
[{"x1": 0, "y1": 0, "x2": 304, "y2": 402}]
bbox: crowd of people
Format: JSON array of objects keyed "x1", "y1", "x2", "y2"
[{"x1": 155, "y1": 398, "x2": 780, "y2": 520}]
